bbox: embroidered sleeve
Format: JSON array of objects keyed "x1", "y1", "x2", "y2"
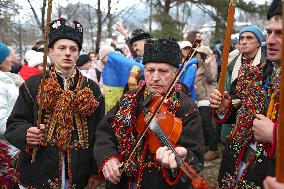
[
  {"x1": 264, "y1": 121, "x2": 277, "y2": 159},
  {"x1": 212, "y1": 99, "x2": 238, "y2": 124},
  {"x1": 98, "y1": 156, "x2": 121, "y2": 177},
  {"x1": 93, "y1": 105, "x2": 120, "y2": 175},
  {"x1": 162, "y1": 166, "x2": 183, "y2": 185}
]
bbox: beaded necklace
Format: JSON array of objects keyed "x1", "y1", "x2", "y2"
[
  {"x1": 37, "y1": 68, "x2": 99, "y2": 188},
  {"x1": 222, "y1": 60, "x2": 280, "y2": 188},
  {"x1": 0, "y1": 142, "x2": 19, "y2": 188},
  {"x1": 111, "y1": 84, "x2": 181, "y2": 186}
]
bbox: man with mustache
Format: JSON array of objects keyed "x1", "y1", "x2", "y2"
[{"x1": 129, "y1": 29, "x2": 152, "y2": 63}]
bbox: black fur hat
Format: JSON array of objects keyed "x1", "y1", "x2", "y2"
[
  {"x1": 49, "y1": 18, "x2": 83, "y2": 51},
  {"x1": 267, "y1": 0, "x2": 282, "y2": 20},
  {"x1": 143, "y1": 38, "x2": 181, "y2": 68},
  {"x1": 129, "y1": 29, "x2": 152, "y2": 46},
  {"x1": 76, "y1": 54, "x2": 89, "y2": 67}
]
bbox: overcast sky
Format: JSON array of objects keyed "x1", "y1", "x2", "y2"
[
  {"x1": 17, "y1": 0, "x2": 271, "y2": 13},
  {"x1": 15, "y1": 0, "x2": 271, "y2": 21}
]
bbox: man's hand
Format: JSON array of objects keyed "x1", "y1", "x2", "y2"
[
  {"x1": 102, "y1": 158, "x2": 121, "y2": 184},
  {"x1": 156, "y1": 146, "x2": 187, "y2": 169},
  {"x1": 252, "y1": 114, "x2": 274, "y2": 144},
  {"x1": 115, "y1": 23, "x2": 128, "y2": 37},
  {"x1": 209, "y1": 89, "x2": 231, "y2": 113},
  {"x1": 26, "y1": 124, "x2": 45, "y2": 145},
  {"x1": 87, "y1": 175, "x2": 104, "y2": 189},
  {"x1": 264, "y1": 176, "x2": 284, "y2": 189}
]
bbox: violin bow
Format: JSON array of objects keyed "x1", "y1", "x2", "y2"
[
  {"x1": 121, "y1": 40, "x2": 200, "y2": 171},
  {"x1": 218, "y1": 0, "x2": 236, "y2": 95},
  {"x1": 276, "y1": 2, "x2": 284, "y2": 182},
  {"x1": 31, "y1": 0, "x2": 53, "y2": 163}
]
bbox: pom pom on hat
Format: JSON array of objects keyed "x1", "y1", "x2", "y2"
[
  {"x1": 0, "y1": 43, "x2": 10, "y2": 65},
  {"x1": 49, "y1": 18, "x2": 83, "y2": 51}
]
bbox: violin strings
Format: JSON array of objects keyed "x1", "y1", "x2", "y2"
[
  {"x1": 151, "y1": 123, "x2": 195, "y2": 178},
  {"x1": 152, "y1": 123, "x2": 184, "y2": 165}
]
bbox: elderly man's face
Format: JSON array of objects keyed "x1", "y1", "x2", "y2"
[
  {"x1": 239, "y1": 32, "x2": 260, "y2": 56},
  {"x1": 144, "y1": 63, "x2": 177, "y2": 95},
  {"x1": 266, "y1": 16, "x2": 282, "y2": 62}
]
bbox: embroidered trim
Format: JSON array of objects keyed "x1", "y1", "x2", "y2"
[
  {"x1": 37, "y1": 68, "x2": 99, "y2": 150},
  {"x1": 24, "y1": 82, "x2": 35, "y2": 104},
  {"x1": 111, "y1": 85, "x2": 181, "y2": 179},
  {"x1": 220, "y1": 57, "x2": 280, "y2": 188},
  {"x1": 111, "y1": 89, "x2": 141, "y2": 177},
  {"x1": 0, "y1": 142, "x2": 19, "y2": 187},
  {"x1": 99, "y1": 156, "x2": 120, "y2": 177},
  {"x1": 212, "y1": 99, "x2": 233, "y2": 124},
  {"x1": 35, "y1": 68, "x2": 99, "y2": 187},
  {"x1": 162, "y1": 166, "x2": 182, "y2": 186},
  {"x1": 264, "y1": 121, "x2": 278, "y2": 159}
]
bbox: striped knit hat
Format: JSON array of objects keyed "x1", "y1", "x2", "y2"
[{"x1": 0, "y1": 43, "x2": 10, "y2": 64}]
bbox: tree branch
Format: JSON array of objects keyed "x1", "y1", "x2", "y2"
[
  {"x1": 66, "y1": 2, "x2": 80, "y2": 22},
  {"x1": 26, "y1": 0, "x2": 41, "y2": 30}
]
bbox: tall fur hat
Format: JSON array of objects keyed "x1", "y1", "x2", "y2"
[
  {"x1": 129, "y1": 29, "x2": 152, "y2": 46},
  {"x1": 267, "y1": 0, "x2": 282, "y2": 20},
  {"x1": 143, "y1": 38, "x2": 181, "y2": 68},
  {"x1": 48, "y1": 18, "x2": 83, "y2": 51}
]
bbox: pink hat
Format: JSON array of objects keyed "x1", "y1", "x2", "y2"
[{"x1": 98, "y1": 45, "x2": 115, "y2": 60}]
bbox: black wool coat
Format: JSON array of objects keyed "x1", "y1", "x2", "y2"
[
  {"x1": 94, "y1": 87, "x2": 204, "y2": 189},
  {"x1": 5, "y1": 73, "x2": 105, "y2": 188}
]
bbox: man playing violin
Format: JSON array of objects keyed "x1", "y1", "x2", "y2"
[{"x1": 93, "y1": 38, "x2": 205, "y2": 189}]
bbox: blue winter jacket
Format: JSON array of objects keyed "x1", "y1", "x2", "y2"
[{"x1": 179, "y1": 58, "x2": 198, "y2": 100}]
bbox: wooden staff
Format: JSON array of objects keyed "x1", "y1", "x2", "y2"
[
  {"x1": 218, "y1": 0, "x2": 236, "y2": 94},
  {"x1": 31, "y1": 0, "x2": 53, "y2": 163},
  {"x1": 276, "y1": 3, "x2": 284, "y2": 182}
]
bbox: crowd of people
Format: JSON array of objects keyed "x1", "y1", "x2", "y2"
[{"x1": 0, "y1": 0, "x2": 283, "y2": 188}]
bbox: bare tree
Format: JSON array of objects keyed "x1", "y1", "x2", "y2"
[
  {"x1": 26, "y1": 0, "x2": 47, "y2": 37},
  {"x1": 107, "y1": 0, "x2": 112, "y2": 38},
  {"x1": 96, "y1": 0, "x2": 102, "y2": 50},
  {"x1": 0, "y1": 0, "x2": 20, "y2": 44},
  {"x1": 143, "y1": 0, "x2": 268, "y2": 40},
  {"x1": 26, "y1": 0, "x2": 80, "y2": 37},
  {"x1": 87, "y1": 4, "x2": 95, "y2": 51}
]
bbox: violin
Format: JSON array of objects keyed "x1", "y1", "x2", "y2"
[
  {"x1": 136, "y1": 94, "x2": 182, "y2": 153},
  {"x1": 136, "y1": 94, "x2": 209, "y2": 189}
]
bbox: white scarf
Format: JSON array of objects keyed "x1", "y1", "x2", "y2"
[{"x1": 231, "y1": 47, "x2": 262, "y2": 83}]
